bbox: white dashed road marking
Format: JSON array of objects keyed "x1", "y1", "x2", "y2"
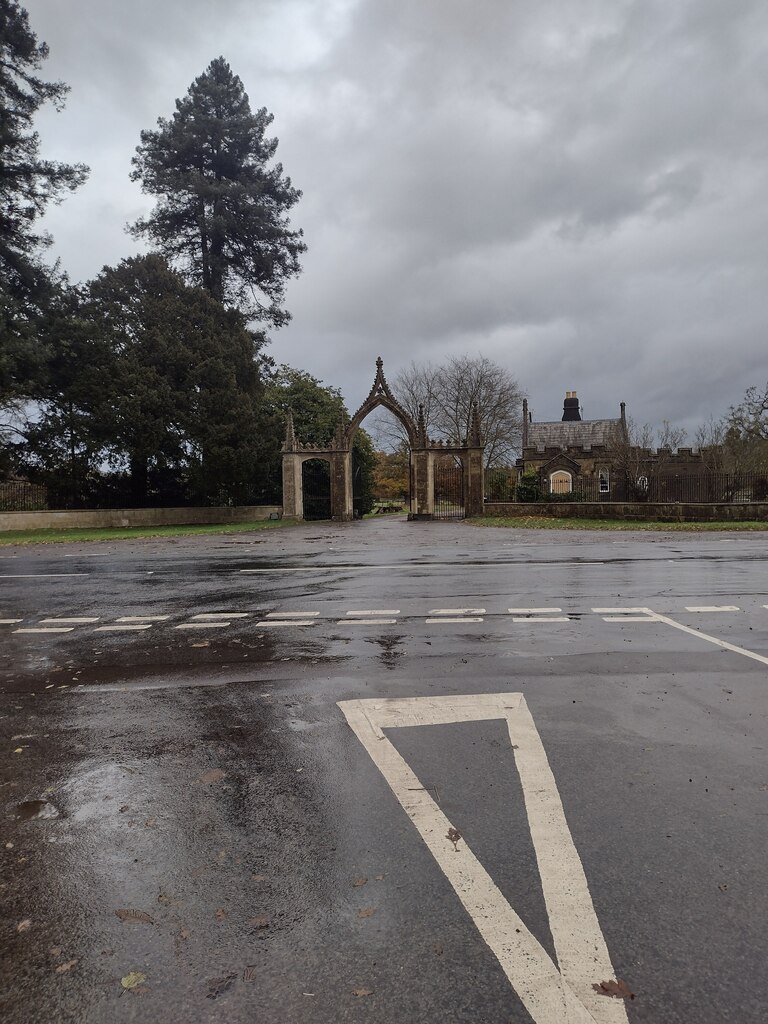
[
  {"x1": 425, "y1": 617, "x2": 484, "y2": 624},
  {"x1": 40, "y1": 617, "x2": 100, "y2": 624},
  {"x1": 512, "y1": 616, "x2": 571, "y2": 623},
  {"x1": 13, "y1": 627, "x2": 75, "y2": 634},
  {"x1": 684, "y1": 605, "x2": 740, "y2": 612},
  {"x1": 0, "y1": 573, "x2": 89, "y2": 579},
  {"x1": 191, "y1": 612, "x2": 249, "y2": 620},
  {"x1": 94, "y1": 624, "x2": 153, "y2": 632},
  {"x1": 0, "y1": 618, "x2": 22, "y2": 624},
  {"x1": 429, "y1": 608, "x2": 486, "y2": 615},
  {"x1": 265, "y1": 611, "x2": 320, "y2": 618},
  {"x1": 257, "y1": 619, "x2": 316, "y2": 627},
  {"x1": 508, "y1": 607, "x2": 563, "y2": 614},
  {"x1": 337, "y1": 618, "x2": 398, "y2": 625},
  {"x1": 602, "y1": 615, "x2": 658, "y2": 623},
  {"x1": 346, "y1": 609, "x2": 401, "y2": 616},
  {"x1": 116, "y1": 615, "x2": 171, "y2": 622}
]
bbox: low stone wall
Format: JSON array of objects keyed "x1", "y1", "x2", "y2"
[
  {"x1": 483, "y1": 502, "x2": 768, "y2": 522},
  {"x1": 0, "y1": 505, "x2": 282, "y2": 532}
]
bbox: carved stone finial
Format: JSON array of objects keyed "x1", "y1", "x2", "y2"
[
  {"x1": 470, "y1": 402, "x2": 482, "y2": 447},
  {"x1": 282, "y1": 408, "x2": 297, "y2": 452}
]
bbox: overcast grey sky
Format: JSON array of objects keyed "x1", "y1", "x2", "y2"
[{"x1": 31, "y1": 0, "x2": 768, "y2": 435}]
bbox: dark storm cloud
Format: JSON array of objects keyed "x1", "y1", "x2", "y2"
[{"x1": 31, "y1": 0, "x2": 768, "y2": 436}]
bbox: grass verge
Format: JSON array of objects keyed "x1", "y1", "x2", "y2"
[
  {"x1": 0, "y1": 519, "x2": 296, "y2": 546},
  {"x1": 470, "y1": 516, "x2": 768, "y2": 532}
]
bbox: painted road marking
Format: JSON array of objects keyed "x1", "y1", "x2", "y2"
[
  {"x1": 591, "y1": 607, "x2": 652, "y2": 614},
  {"x1": 0, "y1": 618, "x2": 22, "y2": 623},
  {"x1": 191, "y1": 612, "x2": 249, "y2": 620},
  {"x1": 508, "y1": 607, "x2": 563, "y2": 614},
  {"x1": 0, "y1": 573, "x2": 89, "y2": 579},
  {"x1": 647, "y1": 608, "x2": 768, "y2": 668},
  {"x1": 512, "y1": 616, "x2": 571, "y2": 623},
  {"x1": 602, "y1": 615, "x2": 657, "y2": 623},
  {"x1": 684, "y1": 605, "x2": 740, "y2": 612},
  {"x1": 339, "y1": 693, "x2": 628, "y2": 1024},
  {"x1": 425, "y1": 617, "x2": 484, "y2": 624},
  {"x1": 13, "y1": 627, "x2": 75, "y2": 634},
  {"x1": 116, "y1": 615, "x2": 171, "y2": 622},
  {"x1": 337, "y1": 618, "x2": 398, "y2": 625},
  {"x1": 94, "y1": 624, "x2": 153, "y2": 632},
  {"x1": 429, "y1": 607, "x2": 486, "y2": 615},
  {"x1": 257, "y1": 620, "x2": 316, "y2": 627},
  {"x1": 265, "y1": 611, "x2": 320, "y2": 618},
  {"x1": 40, "y1": 617, "x2": 100, "y2": 624},
  {"x1": 346, "y1": 609, "x2": 401, "y2": 616},
  {"x1": 175, "y1": 621, "x2": 230, "y2": 629}
]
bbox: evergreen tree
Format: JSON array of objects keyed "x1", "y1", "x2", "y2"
[
  {"x1": 0, "y1": 0, "x2": 88, "y2": 398},
  {"x1": 130, "y1": 57, "x2": 305, "y2": 326}
]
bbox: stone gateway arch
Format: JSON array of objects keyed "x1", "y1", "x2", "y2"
[{"x1": 281, "y1": 357, "x2": 485, "y2": 521}]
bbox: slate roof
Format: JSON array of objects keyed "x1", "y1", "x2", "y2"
[{"x1": 526, "y1": 419, "x2": 622, "y2": 451}]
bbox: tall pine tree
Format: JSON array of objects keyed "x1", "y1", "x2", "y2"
[{"x1": 130, "y1": 58, "x2": 305, "y2": 326}]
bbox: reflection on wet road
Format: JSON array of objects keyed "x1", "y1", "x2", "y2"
[{"x1": 2, "y1": 519, "x2": 768, "y2": 1023}]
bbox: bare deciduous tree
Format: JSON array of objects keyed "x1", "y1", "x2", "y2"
[{"x1": 370, "y1": 355, "x2": 524, "y2": 468}]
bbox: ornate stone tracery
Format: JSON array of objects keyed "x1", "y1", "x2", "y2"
[{"x1": 281, "y1": 357, "x2": 485, "y2": 521}]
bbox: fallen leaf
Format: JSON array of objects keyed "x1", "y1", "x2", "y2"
[
  {"x1": 215, "y1": 908, "x2": 227, "y2": 921},
  {"x1": 207, "y1": 974, "x2": 237, "y2": 999},
  {"x1": 16, "y1": 919, "x2": 32, "y2": 933},
  {"x1": 249, "y1": 915, "x2": 270, "y2": 928},
  {"x1": 352, "y1": 987, "x2": 373, "y2": 997},
  {"x1": 115, "y1": 909, "x2": 153, "y2": 925},
  {"x1": 144, "y1": 817, "x2": 157, "y2": 828},
  {"x1": 56, "y1": 959, "x2": 79, "y2": 974},
  {"x1": 50, "y1": 946, "x2": 62, "y2": 956},
  {"x1": 352, "y1": 877, "x2": 368, "y2": 887},
  {"x1": 121, "y1": 971, "x2": 146, "y2": 990},
  {"x1": 198, "y1": 768, "x2": 226, "y2": 785},
  {"x1": 119, "y1": 805, "x2": 129, "y2": 813},
  {"x1": 593, "y1": 979, "x2": 635, "y2": 1000},
  {"x1": 251, "y1": 873, "x2": 266, "y2": 881},
  {"x1": 718, "y1": 884, "x2": 729, "y2": 892},
  {"x1": 13, "y1": 748, "x2": 24, "y2": 754},
  {"x1": 357, "y1": 907, "x2": 376, "y2": 919},
  {"x1": 446, "y1": 827, "x2": 462, "y2": 852},
  {"x1": 178, "y1": 928, "x2": 190, "y2": 940},
  {"x1": 191, "y1": 641, "x2": 209, "y2": 648},
  {"x1": 374, "y1": 874, "x2": 385, "y2": 881},
  {"x1": 242, "y1": 965, "x2": 258, "y2": 982}
]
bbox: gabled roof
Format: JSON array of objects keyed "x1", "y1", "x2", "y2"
[{"x1": 526, "y1": 419, "x2": 622, "y2": 451}]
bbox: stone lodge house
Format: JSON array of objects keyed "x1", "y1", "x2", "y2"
[{"x1": 517, "y1": 391, "x2": 708, "y2": 498}]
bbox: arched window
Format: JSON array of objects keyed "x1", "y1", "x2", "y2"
[{"x1": 549, "y1": 470, "x2": 573, "y2": 494}]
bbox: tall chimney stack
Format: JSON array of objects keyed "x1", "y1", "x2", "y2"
[{"x1": 562, "y1": 390, "x2": 581, "y2": 422}]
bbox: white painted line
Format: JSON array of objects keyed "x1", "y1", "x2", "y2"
[
  {"x1": 346, "y1": 609, "x2": 401, "y2": 616},
  {"x1": 0, "y1": 618, "x2": 22, "y2": 624},
  {"x1": 336, "y1": 618, "x2": 397, "y2": 626},
  {"x1": 191, "y1": 612, "x2": 249, "y2": 620},
  {"x1": 650, "y1": 608, "x2": 768, "y2": 668},
  {"x1": 508, "y1": 607, "x2": 563, "y2": 614},
  {"x1": 265, "y1": 611, "x2": 320, "y2": 618},
  {"x1": 339, "y1": 693, "x2": 627, "y2": 1024},
  {"x1": 429, "y1": 608, "x2": 486, "y2": 615},
  {"x1": 0, "y1": 573, "x2": 89, "y2": 579},
  {"x1": 256, "y1": 620, "x2": 316, "y2": 627},
  {"x1": 40, "y1": 617, "x2": 100, "y2": 624},
  {"x1": 94, "y1": 624, "x2": 153, "y2": 632},
  {"x1": 591, "y1": 607, "x2": 651, "y2": 614},
  {"x1": 512, "y1": 616, "x2": 571, "y2": 623},
  {"x1": 602, "y1": 615, "x2": 657, "y2": 623},
  {"x1": 115, "y1": 615, "x2": 171, "y2": 622},
  {"x1": 13, "y1": 627, "x2": 75, "y2": 634},
  {"x1": 175, "y1": 622, "x2": 230, "y2": 629},
  {"x1": 684, "y1": 605, "x2": 740, "y2": 613},
  {"x1": 425, "y1": 617, "x2": 484, "y2": 624}
]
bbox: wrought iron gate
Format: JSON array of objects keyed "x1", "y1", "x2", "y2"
[
  {"x1": 432, "y1": 455, "x2": 465, "y2": 519},
  {"x1": 302, "y1": 458, "x2": 331, "y2": 520}
]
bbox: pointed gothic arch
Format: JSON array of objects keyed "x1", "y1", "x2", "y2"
[{"x1": 281, "y1": 357, "x2": 485, "y2": 521}]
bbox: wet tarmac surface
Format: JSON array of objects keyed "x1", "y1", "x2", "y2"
[{"x1": 1, "y1": 517, "x2": 767, "y2": 1022}]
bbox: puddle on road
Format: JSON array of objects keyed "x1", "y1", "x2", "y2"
[{"x1": 15, "y1": 799, "x2": 60, "y2": 820}]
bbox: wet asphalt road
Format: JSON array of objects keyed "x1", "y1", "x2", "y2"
[{"x1": 1, "y1": 517, "x2": 767, "y2": 1023}]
